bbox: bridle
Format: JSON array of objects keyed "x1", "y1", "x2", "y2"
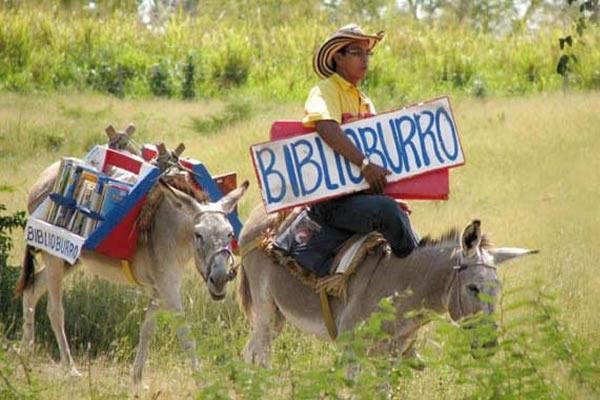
[
  {"x1": 448, "y1": 251, "x2": 497, "y2": 319},
  {"x1": 194, "y1": 209, "x2": 238, "y2": 284},
  {"x1": 205, "y1": 246, "x2": 237, "y2": 282}
]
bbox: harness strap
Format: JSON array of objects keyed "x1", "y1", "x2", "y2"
[
  {"x1": 121, "y1": 260, "x2": 142, "y2": 286},
  {"x1": 319, "y1": 291, "x2": 338, "y2": 340}
]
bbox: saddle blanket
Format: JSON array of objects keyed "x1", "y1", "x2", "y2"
[{"x1": 271, "y1": 208, "x2": 387, "y2": 277}]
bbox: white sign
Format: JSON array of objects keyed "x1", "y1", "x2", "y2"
[
  {"x1": 251, "y1": 97, "x2": 464, "y2": 213},
  {"x1": 25, "y1": 218, "x2": 85, "y2": 264}
]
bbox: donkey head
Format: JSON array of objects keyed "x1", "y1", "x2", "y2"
[
  {"x1": 448, "y1": 220, "x2": 538, "y2": 322},
  {"x1": 446, "y1": 220, "x2": 537, "y2": 354},
  {"x1": 158, "y1": 179, "x2": 249, "y2": 300}
]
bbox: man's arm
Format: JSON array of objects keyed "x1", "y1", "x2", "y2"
[{"x1": 315, "y1": 120, "x2": 390, "y2": 194}]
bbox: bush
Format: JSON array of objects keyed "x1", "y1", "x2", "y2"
[
  {"x1": 0, "y1": 204, "x2": 26, "y2": 339},
  {"x1": 149, "y1": 59, "x2": 173, "y2": 97},
  {"x1": 181, "y1": 54, "x2": 196, "y2": 99},
  {"x1": 211, "y1": 39, "x2": 251, "y2": 89}
]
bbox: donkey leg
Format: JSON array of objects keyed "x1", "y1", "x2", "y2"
[
  {"x1": 43, "y1": 253, "x2": 80, "y2": 377},
  {"x1": 132, "y1": 296, "x2": 160, "y2": 384},
  {"x1": 159, "y1": 285, "x2": 200, "y2": 374},
  {"x1": 21, "y1": 266, "x2": 49, "y2": 351},
  {"x1": 243, "y1": 297, "x2": 280, "y2": 367}
]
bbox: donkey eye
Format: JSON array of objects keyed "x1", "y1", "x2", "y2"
[
  {"x1": 194, "y1": 232, "x2": 203, "y2": 241},
  {"x1": 467, "y1": 284, "x2": 480, "y2": 295},
  {"x1": 227, "y1": 231, "x2": 234, "y2": 239}
]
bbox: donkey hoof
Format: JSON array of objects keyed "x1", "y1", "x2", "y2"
[
  {"x1": 69, "y1": 367, "x2": 83, "y2": 377},
  {"x1": 243, "y1": 347, "x2": 269, "y2": 368}
]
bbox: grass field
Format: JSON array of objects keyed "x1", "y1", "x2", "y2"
[{"x1": 0, "y1": 90, "x2": 599, "y2": 398}]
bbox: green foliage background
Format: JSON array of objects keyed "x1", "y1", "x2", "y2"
[{"x1": 0, "y1": 1, "x2": 599, "y2": 108}]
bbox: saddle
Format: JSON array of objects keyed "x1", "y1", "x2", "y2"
[{"x1": 264, "y1": 208, "x2": 389, "y2": 299}]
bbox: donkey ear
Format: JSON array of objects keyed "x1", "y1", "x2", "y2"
[
  {"x1": 489, "y1": 247, "x2": 538, "y2": 266},
  {"x1": 461, "y1": 219, "x2": 482, "y2": 257},
  {"x1": 157, "y1": 179, "x2": 198, "y2": 212},
  {"x1": 218, "y1": 180, "x2": 249, "y2": 214},
  {"x1": 125, "y1": 123, "x2": 136, "y2": 135}
]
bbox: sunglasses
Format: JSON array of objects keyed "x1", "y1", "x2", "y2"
[{"x1": 342, "y1": 48, "x2": 374, "y2": 58}]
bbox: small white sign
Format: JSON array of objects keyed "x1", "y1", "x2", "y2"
[
  {"x1": 251, "y1": 97, "x2": 464, "y2": 213},
  {"x1": 25, "y1": 218, "x2": 85, "y2": 264}
]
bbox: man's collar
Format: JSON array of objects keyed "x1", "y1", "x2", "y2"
[{"x1": 331, "y1": 73, "x2": 355, "y2": 90}]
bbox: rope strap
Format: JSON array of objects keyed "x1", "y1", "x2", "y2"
[
  {"x1": 121, "y1": 260, "x2": 142, "y2": 286},
  {"x1": 319, "y1": 291, "x2": 338, "y2": 340}
]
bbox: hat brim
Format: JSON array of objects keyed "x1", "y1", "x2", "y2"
[{"x1": 313, "y1": 31, "x2": 383, "y2": 79}]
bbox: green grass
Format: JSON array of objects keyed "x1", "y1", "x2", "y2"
[{"x1": 0, "y1": 91, "x2": 599, "y2": 398}]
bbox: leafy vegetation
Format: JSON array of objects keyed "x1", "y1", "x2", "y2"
[
  {"x1": 0, "y1": 205, "x2": 38, "y2": 399},
  {"x1": 0, "y1": 1, "x2": 598, "y2": 105}
]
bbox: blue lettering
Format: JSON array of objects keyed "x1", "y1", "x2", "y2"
[
  {"x1": 388, "y1": 119, "x2": 405, "y2": 173},
  {"x1": 333, "y1": 151, "x2": 347, "y2": 186},
  {"x1": 290, "y1": 139, "x2": 322, "y2": 196},
  {"x1": 315, "y1": 137, "x2": 339, "y2": 191},
  {"x1": 358, "y1": 126, "x2": 387, "y2": 169},
  {"x1": 256, "y1": 148, "x2": 286, "y2": 204},
  {"x1": 27, "y1": 226, "x2": 34, "y2": 241},
  {"x1": 415, "y1": 110, "x2": 444, "y2": 166},
  {"x1": 435, "y1": 107, "x2": 459, "y2": 161},
  {"x1": 394, "y1": 116, "x2": 422, "y2": 172},
  {"x1": 283, "y1": 146, "x2": 300, "y2": 198},
  {"x1": 343, "y1": 128, "x2": 363, "y2": 184},
  {"x1": 379, "y1": 121, "x2": 402, "y2": 173}
]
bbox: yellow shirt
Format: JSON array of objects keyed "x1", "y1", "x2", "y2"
[{"x1": 302, "y1": 73, "x2": 376, "y2": 128}]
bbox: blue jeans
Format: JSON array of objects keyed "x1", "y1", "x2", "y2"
[{"x1": 309, "y1": 194, "x2": 419, "y2": 258}]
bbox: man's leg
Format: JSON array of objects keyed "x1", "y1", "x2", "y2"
[{"x1": 310, "y1": 194, "x2": 419, "y2": 257}]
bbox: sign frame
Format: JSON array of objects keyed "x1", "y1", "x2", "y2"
[{"x1": 250, "y1": 96, "x2": 465, "y2": 213}]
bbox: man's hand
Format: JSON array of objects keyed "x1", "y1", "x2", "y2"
[
  {"x1": 362, "y1": 163, "x2": 390, "y2": 194},
  {"x1": 315, "y1": 120, "x2": 391, "y2": 194},
  {"x1": 394, "y1": 199, "x2": 412, "y2": 214}
]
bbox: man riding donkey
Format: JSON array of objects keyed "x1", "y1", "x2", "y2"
[
  {"x1": 277, "y1": 24, "x2": 420, "y2": 277},
  {"x1": 238, "y1": 25, "x2": 537, "y2": 369}
]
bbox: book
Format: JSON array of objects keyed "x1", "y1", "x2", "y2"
[
  {"x1": 95, "y1": 181, "x2": 131, "y2": 229},
  {"x1": 82, "y1": 176, "x2": 108, "y2": 235},
  {"x1": 45, "y1": 158, "x2": 80, "y2": 223},
  {"x1": 68, "y1": 179, "x2": 97, "y2": 235},
  {"x1": 52, "y1": 164, "x2": 84, "y2": 227}
]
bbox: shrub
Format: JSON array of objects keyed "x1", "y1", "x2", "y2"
[
  {"x1": 0, "y1": 204, "x2": 26, "y2": 339},
  {"x1": 212, "y1": 43, "x2": 251, "y2": 89},
  {"x1": 181, "y1": 54, "x2": 196, "y2": 99},
  {"x1": 149, "y1": 59, "x2": 173, "y2": 97}
]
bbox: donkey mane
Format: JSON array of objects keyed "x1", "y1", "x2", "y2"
[
  {"x1": 137, "y1": 172, "x2": 209, "y2": 240},
  {"x1": 418, "y1": 228, "x2": 493, "y2": 249}
]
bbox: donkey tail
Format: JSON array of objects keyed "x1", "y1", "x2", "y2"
[
  {"x1": 14, "y1": 245, "x2": 36, "y2": 297},
  {"x1": 238, "y1": 262, "x2": 253, "y2": 318}
]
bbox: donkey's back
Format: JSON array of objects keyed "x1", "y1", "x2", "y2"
[{"x1": 27, "y1": 160, "x2": 62, "y2": 213}]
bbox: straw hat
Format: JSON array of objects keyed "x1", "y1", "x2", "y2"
[{"x1": 313, "y1": 24, "x2": 385, "y2": 79}]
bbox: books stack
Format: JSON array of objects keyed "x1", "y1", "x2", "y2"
[{"x1": 44, "y1": 158, "x2": 133, "y2": 238}]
